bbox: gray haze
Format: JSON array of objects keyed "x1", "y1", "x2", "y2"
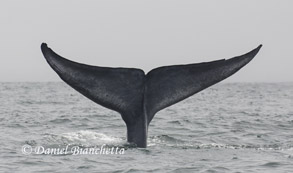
[{"x1": 0, "y1": 0, "x2": 292, "y2": 82}]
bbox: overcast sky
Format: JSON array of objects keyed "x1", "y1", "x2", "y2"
[{"x1": 0, "y1": 0, "x2": 292, "y2": 82}]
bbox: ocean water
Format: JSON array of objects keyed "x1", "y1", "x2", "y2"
[{"x1": 0, "y1": 82, "x2": 293, "y2": 173}]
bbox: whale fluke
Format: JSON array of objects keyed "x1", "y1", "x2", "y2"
[{"x1": 41, "y1": 43, "x2": 262, "y2": 148}]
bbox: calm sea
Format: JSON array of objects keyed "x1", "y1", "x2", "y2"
[{"x1": 1, "y1": 82, "x2": 293, "y2": 173}]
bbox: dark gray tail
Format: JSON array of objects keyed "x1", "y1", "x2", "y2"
[{"x1": 41, "y1": 43, "x2": 261, "y2": 147}]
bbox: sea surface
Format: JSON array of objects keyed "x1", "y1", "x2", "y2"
[{"x1": 0, "y1": 82, "x2": 293, "y2": 173}]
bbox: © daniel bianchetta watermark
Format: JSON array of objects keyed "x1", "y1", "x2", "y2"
[{"x1": 22, "y1": 144, "x2": 125, "y2": 155}]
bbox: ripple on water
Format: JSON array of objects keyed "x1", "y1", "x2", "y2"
[{"x1": 261, "y1": 162, "x2": 282, "y2": 168}]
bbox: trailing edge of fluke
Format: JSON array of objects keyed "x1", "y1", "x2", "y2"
[{"x1": 41, "y1": 43, "x2": 262, "y2": 148}]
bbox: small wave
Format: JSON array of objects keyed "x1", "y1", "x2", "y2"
[
  {"x1": 24, "y1": 140, "x2": 37, "y2": 146},
  {"x1": 261, "y1": 162, "x2": 282, "y2": 168},
  {"x1": 168, "y1": 120, "x2": 181, "y2": 125},
  {"x1": 49, "y1": 118, "x2": 72, "y2": 124},
  {"x1": 18, "y1": 100, "x2": 65, "y2": 105}
]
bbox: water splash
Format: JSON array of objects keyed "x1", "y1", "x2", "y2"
[{"x1": 42, "y1": 130, "x2": 125, "y2": 147}]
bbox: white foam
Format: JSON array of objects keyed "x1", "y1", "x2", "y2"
[{"x1": 47, "y1": 130, "x2": 124, "y2": 146}]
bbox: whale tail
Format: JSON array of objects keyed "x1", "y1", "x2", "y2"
[{"x1": 41, "y1": 43, "x2": 261, "y2": 147}]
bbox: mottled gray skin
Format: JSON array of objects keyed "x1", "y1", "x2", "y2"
[{"x1": 41, "y1": 43, "x2": 262, "y2": 148}]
